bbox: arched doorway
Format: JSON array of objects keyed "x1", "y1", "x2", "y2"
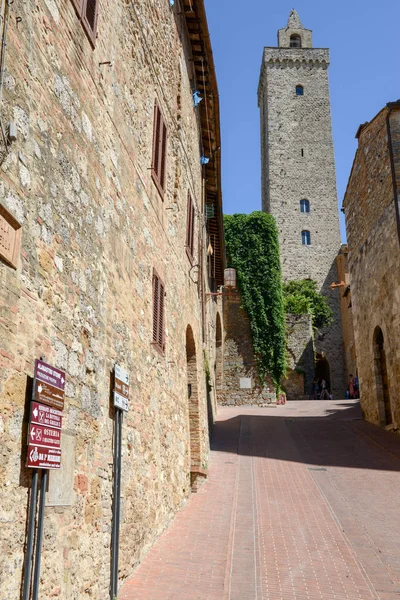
[
  {"x1": 215, "y1": 312, "x2": 223, "y2": 405},
  {"x1": 373, "y1": 327, "x2": 392, "y2": 426},
  {"x1": 186, "y1": 326, "x2": 200, "y2": 471},
  {"x1": 315, "y1": 354, "x2": 331, "y2": 392}
]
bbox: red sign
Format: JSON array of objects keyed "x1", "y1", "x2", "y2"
[
  {"x1": 30, "y1": 402, "x2": 62, "y2": 430},
  {"x1": 28, "y1": 423, "x2": 61, "y2": 449},
  {"x1": 26, "y1": 445, "x2": 61, "y2": 469},
  {"x1": 34, "y1": 359, "x2": 65, "y2": 391}
]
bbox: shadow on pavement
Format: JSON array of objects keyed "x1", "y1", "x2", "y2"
[{"x1": 211, "y1": 401, "x2": 400, "y2": 472}]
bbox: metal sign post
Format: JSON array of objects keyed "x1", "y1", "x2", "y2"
[
  {"x1": 110, "y1": 364, "x2": 129, "y2": 600},
  {"x1": 22, "y1": 358, "x2": 66, "y2": 600}
]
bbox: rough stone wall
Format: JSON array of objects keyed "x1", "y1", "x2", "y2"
[
  {"x1": 283, "y1": 314, "x2": 314, "y2": 399},
  {"x1": 218, "y1": 291, "x2": 276, "y2": 406},
  {"x1": 336, "y1": 245, "x2": 357, "y2": 382},
  {"x1": 258, "y1": 19, "x2": 345, "y2": 397},
  {"x1": 0, "y1": 1, "x2": 222, "y2": 598},
  {"x1": 343, "y1": 106, "x2": 400, "y2": 427}
]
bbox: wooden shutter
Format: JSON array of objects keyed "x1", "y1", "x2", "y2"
[
  {"x1": 152, "y1": 275, "x2": 159, "y2": 344},
  {"x1": 186, "y1": 193, "x2": 195, "y2": 261},
  {"x1": 152, "y1": 272, "x2": 165, "y2": 352},
  {"x1": 158, "y1": 281, "x2": 165, "y2": 350},
  {"x1": 152, "y1": 102, "x2": 167, "y2": 197},
  {"x1": 82, "y1": 0, "x2": 99, "y2": 45}
]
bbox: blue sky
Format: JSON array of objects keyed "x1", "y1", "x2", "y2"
[{"x1": 204, "y1": 0, "x2": 400, "y2": 241}]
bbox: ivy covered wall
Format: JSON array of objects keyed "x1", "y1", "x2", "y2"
[{"x1": 224, "y1": 212, "x2": 286, "y2": 386}]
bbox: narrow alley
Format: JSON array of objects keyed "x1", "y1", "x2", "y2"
[{"x1": 120, "y1": 400, "x2": 400, "y2": 600}]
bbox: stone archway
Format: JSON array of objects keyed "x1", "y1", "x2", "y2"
[
  {"x1": 186, "y1": 326, "x2": 200, "y2": 473},
  {"x1": 315, "y1": 354, "x2": 331, "y2": 392},
  {"x1": 215, "y1": 312, "x2": 223, "y2": 405},
  {"x1": 373, "y1": 327, "x2": 392, "y2": 426}
]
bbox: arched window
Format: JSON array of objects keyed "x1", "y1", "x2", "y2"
[
  {"x1": 302, "y1": 230, "x2": 311, "y2": 246},
  {"x1": 300, "y1": 199, "x2": 310, "y2": 213},
  {"x1": 290, "y1": 34, "x2": 302, "y2": 48},
  {"x1": 296, "y1": 85, "x2": 304, "y2": 96}
]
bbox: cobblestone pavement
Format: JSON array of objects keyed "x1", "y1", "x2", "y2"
[{"x1": 120, "y1": 400, "x2": 400, "y2": 600}]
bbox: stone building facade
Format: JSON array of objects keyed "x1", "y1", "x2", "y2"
[
  {"x1": 217, "y1": 290, "x2": 276, "y2": 406},
  {"x1": 283, "y1": 313, "x2": 314, "y2": 399},
  {"x1": 343, "y1": 102, "x2": 400, "y2": 428},
  {"x1": 0, "y1": 0, "x2": 225, "y2": 598},
  {"x1": 336, "y1": 245, "x2": 357, "y2": 384},
  {"x1": 258, "y1": 9, "x2": 345, "y2": 397}
]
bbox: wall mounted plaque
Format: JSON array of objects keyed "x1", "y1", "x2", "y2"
[{"x1": 0, "y1": 204, "x2": 22, "y2": 269}]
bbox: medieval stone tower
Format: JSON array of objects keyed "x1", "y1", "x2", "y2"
[{"x1": 258, "y1": 9, "x2": 345, "y2": 397}]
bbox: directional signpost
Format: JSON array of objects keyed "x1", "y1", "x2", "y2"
[
  {"x1": 111, "y1": 364, "x2": 129, "y2": 600},
  {"x1": 113, "y1": 363, "x2": 130, "y2": 412},
  {"x1": 23, "y1": 358, "x2": 66, "y2": 600},
  {"x1": 27, "y1": 360, "x2": 66, "y2": 471}
]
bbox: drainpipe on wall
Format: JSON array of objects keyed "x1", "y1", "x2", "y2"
[{"x1": 386, "y1": 101, "x2": 400, "y2": 245}]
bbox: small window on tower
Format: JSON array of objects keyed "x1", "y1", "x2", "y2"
[
  {"x1": 302, "y1": 230, "x2": 311, "y2": 246},
  {"x1": 290, "y1": 34, "x2": 302, "y2": 48},
  {"x1": 300, "y1": 199, "x2": 310, "y2": 213},
  {"x1": 296, "y1": 85, "x2": 304, "y2": 96}
]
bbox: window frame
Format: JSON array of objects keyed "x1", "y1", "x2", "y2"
[
  {"x1": 290, "y1": 34, "x2": 302, "y2": 48},
  {"x1": 300, "y1": 199, "x2": 310, "y2": 213},
  {"x1": 151, "y1": 101, "x2": 168, "y2": 199},
  {"x1": 70, "y1": 0, "x2": 99, "y2": 47},
  {"x1": 302, "y1": 230, "x2": 311, "y2": 246},
  {"x1": 152, "y1": 271, "x2": 166, "y2": 354},
  {"x1": 186, "y1": 192, "x2": 195, "y2": 263}
]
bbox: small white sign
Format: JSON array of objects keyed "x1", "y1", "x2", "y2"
[
  {"x1": 240, "y1": 378, "x2": 252, "y2": 389},
  {"x1": 114, "y1": 391, "x2": 129, "y2": 412},
  {"x1": 115, "y1": 364, "x2": 129, "y2": 385}
]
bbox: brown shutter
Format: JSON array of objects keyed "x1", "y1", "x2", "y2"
[
  {"x1": 159, "y1": 123, "x2": 167, "y2": 191},
  {"x1": 151, "y1": 101, "x2": 167, "y2": 197},
  {"x1": 158, "y1": 282, "x2": 165, "y2": 350},
  {"x1": 190, "y1": 203, "x2": 195, "y2": 257},
  {"x1": 152, "y1": 104, "x2": 161, "y2": 176},
  {"x1": 85, "y1": 0, "x2": 97, "y2": 30},
  {"x1": 186, "y1": 194, "x2": 192, "y2": 250},
  {"x1": 152, "y1": 275, "x2": 159, "y2": 343}
]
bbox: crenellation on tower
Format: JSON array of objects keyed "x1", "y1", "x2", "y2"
[{"x1": 258, "y1": 9, "x2": 345, "y2": 398}]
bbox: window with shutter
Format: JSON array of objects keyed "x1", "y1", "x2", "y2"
[
  {"x1": 152, "y1": 102, "x2": 168, "y2": 198},
  {"x1": 152, "y1": 272, "x2": 165, "y2": 353},
  {"x1": 69, "y1": 0, "x2": 99, "y2": 47},
  {"x1": 186, "y1": 193, "x2": 195, "y2": 262}
]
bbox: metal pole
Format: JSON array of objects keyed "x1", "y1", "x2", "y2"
[
  {"x1": 32, "y1": 469, "x2": 47, "y2": 600},
  {"x1": 110, "y1": 408, "x2": 120, "y2": 599},
  {"x1": 22, "y1": 468, "x2": 39, "y2": 600},
  {"x1": 115, "y1": 410, "x2": 123, "y2": 597}
]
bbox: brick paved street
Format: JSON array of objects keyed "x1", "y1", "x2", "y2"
[{"x1": 120, "y1": 400, "x2": 400, "y2": 600}]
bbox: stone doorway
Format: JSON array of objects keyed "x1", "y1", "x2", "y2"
[
  {"x1": 315, "y1": 354, "x2": 331, "y2": 392},
  {"x1": 374, "y1": 327, "x2": 392, "y2": 426}
]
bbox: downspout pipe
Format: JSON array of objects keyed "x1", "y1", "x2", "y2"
[{"x1": 386, "y1": 101, "x2": 400, "y2": 245}]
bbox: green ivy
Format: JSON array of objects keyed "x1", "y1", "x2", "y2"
[
  {"x1": 282, "y1": 279, "x2": 333, "y2": 330},
  {"x1": 224, "y1": 212, "x2": 286, "y2": 386}
]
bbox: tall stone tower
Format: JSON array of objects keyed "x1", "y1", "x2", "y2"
[{"x1": 258, "y1": 9, "x2": 345, "y2": 397}]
